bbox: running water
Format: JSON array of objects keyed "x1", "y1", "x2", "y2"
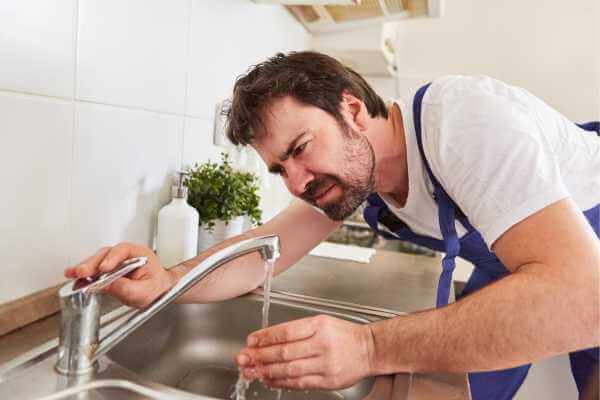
[
  {"x1": 233, "y1": 260, "x2": 282, "y2": 400},
  {"x1": 261, "y1": 259, "x2": 275, "y2": 328}
]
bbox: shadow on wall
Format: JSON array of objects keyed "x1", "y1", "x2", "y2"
[{"x1": 122, "y1": 174, "x2": 173, "y2": 251}]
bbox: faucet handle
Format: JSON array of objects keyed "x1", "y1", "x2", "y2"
[{"x1": 61, "y1": 257, "x2": 148, "y2": 298}]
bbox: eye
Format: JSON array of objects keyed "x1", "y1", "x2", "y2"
[
  {"x1": 271, "y1": 165, "x2": 286, "y2": 177},
  {"x1": 293, "y1": 142, "x2": 308, "y2": 156}
]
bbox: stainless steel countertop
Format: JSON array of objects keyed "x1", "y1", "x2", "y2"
[
  {"x1": 0, "y1": 249, "x2": 469, "y2": 399},
  {"x1": 276, "y1": 249, "x2": 450, "y2": 313}
]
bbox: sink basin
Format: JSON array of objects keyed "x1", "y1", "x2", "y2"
[{"x1": 106, "y1": 295, "x2": 376, "y2": 400}]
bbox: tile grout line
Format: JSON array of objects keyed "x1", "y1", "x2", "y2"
[
  {"x1": 72, "y1": 0, "x2": 79, "y2": 101},
  {"x1": 0, "y1": 88, "x2": 72, "y2": 103},
  {"x1": 180, "y1": 0, "x2": 194, "y2": 170},
  {"x1": 75, "y1": 97, "x2": 187, "y2": 118},
  {"x1": 66, "y1": 0, "x2": 81, "y2": 267},
  {"x1": 0, "y1": 91, "x2": 213, "y2": 122}
]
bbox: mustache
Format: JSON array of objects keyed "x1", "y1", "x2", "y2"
[{"x1": 302, "y1": 176, "x2": 338, "y2": 202}]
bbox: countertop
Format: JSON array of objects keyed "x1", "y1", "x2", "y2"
[
  {"x1": 275, "y1": 248, "x2": 450, "y2": 312},
  {"x1": 0, "y1": 249, "x2": 469, "y2": 399}
]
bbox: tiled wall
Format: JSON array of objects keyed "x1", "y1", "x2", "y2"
[{"x1": 0, "y1": 0, "x2": 309, "y2": 304}]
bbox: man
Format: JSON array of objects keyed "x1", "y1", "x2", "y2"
[{"x1": 65, "y1": 51, "x2": 600, "y2": 399}]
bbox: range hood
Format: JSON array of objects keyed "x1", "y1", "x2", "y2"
[
  {"x1": 254, "y1": 0, "x2": 444, "y2": 34},
  {"x1": 254, "y1": 0, "x2": 359, "y2": 4}
]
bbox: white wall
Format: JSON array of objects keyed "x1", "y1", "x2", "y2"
[
  {"x1": 394, "y1": 0, "x2": 600, "y2": 122},
  {"x1": 310, "y1": 26, "x2": 399, "y2": 100},
  {"x1": 0, "y1": 0, "x2": 309, "y2": 304}
]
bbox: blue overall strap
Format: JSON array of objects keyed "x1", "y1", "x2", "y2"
[
  {"x1": 413, "y1": 83, "x2": 461, "y2": 307},
  {"x1": 576, "y1": 121, "x2": 600, "y2": 134}
]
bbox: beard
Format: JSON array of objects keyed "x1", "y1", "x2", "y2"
[{"x1": 301, "y1": 124, "x2": 376, "y2": 221}]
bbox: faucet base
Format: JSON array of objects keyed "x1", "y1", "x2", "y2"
[{"x1": 54, "y1": 361, "x2": 98, "y2": 376}]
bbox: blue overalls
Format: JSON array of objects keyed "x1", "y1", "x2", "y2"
[{"x1": 363, "y1": 83, "x2": 600, "y2": 399}]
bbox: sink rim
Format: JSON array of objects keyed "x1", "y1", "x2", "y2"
[{"x1": 35, "y1": 378, "x2": 194, "y2": 400}]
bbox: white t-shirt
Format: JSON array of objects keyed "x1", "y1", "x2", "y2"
[{"x1": 380, "y1": 75, "x2": 600, "y2": 247}]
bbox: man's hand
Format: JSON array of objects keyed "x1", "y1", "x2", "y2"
[
  {"x1": 235, "y1": 315, "x2": 375, "y2": 390},
  {"x1": 64, "y1": 243, "x2": 177, "y2": 308}
]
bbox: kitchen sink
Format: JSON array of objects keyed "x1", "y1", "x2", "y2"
[
  {"x1": 106, "y1": 294, "x2": 377, "y2": 400},
  {"x1": 0, "y1": 247, "x2": 471, "y2": 400}
]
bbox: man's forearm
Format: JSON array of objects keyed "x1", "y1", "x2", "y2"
[
  {"x1": 164, "y1": 201, "x2": 341, "y2": 305},
  {"x1": 168, "y1": 230, "x2": 269, "y2": 304},
  {"x1": 368, "y1": 262, "x2": 599, "y2": 374}
]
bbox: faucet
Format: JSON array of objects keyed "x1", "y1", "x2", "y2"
[{"x1": 55, "y1": 234, "x2": 281, "y2": 375}]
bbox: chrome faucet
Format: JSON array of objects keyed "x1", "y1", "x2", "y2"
[{"x1": 55, "y1": 234, "x2": 281, "y2": 375}]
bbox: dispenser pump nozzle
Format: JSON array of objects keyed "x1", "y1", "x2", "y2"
[{"x1": 172, "y1": 171, "x2": 189, "y2": 199}]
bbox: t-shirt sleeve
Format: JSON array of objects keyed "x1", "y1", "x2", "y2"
[{"x1": 422, "y1": 82, "x2": 571, "y2": 247}]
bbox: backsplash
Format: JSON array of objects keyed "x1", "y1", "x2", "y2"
[{"x1": 0, "y1": 0, "x2": 309, "y2": 304}]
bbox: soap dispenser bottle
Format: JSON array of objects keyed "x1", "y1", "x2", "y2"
[{"x1": 156, "y1": 171, "x2": 199, "y2": 268}]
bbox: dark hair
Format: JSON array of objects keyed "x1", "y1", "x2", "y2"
[{"x1": 224, "y1": 51, "x2": 388, "y2": 146}]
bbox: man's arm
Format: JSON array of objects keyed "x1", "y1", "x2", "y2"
[
  {"x1": 65, "y1": 199, "x2": 341, "y2": 308},
  {"x1": 368, "y1": 197, "x2": 599, "y2": 374},
  {"x1": 236, "y1": 198, "x2": 599, "y2": 389},
  {"x1": 172, "y1": 199, "x2": 342, "y2": 304}
]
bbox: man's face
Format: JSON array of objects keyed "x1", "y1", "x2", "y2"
[{"x1": 253, "y1": 96, "x2": 376, "y2": 220}]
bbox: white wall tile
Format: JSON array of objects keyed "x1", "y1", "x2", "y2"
[
  {"x1": 186, "y1": 0, "x2": 310, "y2": 118},
  {"x1": 0, "y1": 93, "x2": 73, "y2": 303},
  {"x1": 69, "y1": 103, "x2": 183, "y2": 263},
  {"x1": 0, "y1": 0, "x2": 76, "y2": 98},
  {"x1": 182, "y1": 117, "x2": 224, "y2": 168},
  {"x1": 0, "y1": 0, "x2": 310, "y2": 306},
  {"x1": 77, "y1": 0, "x2": 189, "y2": 114}
]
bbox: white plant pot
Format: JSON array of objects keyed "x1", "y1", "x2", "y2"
[
  {"x1": 197, "y1": 216, "x2": 244, "y2": 253},
  {"x1": 242, "y1": 215, "x2": 257, "y2": 232}
]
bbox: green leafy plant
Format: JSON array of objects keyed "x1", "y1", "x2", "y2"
[{"x1": 186, "y1": 152, "x2": 262, "y2": 232}]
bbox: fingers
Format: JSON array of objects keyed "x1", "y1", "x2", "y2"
[
  {"x1": 98, "y1": 242, "x2": 137, "y2": 273},
  {"x1": 64, "y1": 247, "x2": 111, "y2": 279},
  {"x1": 64, "y1": 242, "x2": 140, "y2": 279},
  {"x1": 64, "y1": 242, "x2": 166, "y2": 310},
  {"x1": 247, "y1": 317, "x2": 319, "y2": 347},
  {"x1": 129, "y1": 265, "x2": 151, "y2": 280},
  {"x1": 105, "y1": 277, "x2": 159, "y2": 309},
  {"x1": 242, "y1": 357, "x2": 321, "y2": 380},
  {"x1": 238, "y1": 340, "x2": 320, "y2": 365},
  {"x1": 263, "y1": 375, "x2": 325, "y2": 390},
  {"x1": 237, "y1": 315, "x2": 368, "y2": 392}
]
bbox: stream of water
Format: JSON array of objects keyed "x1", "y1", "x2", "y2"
[{"x1": 233, "y1": 260, "x2": 281, "y2": 400}]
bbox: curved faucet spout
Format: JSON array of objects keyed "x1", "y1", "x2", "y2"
[{"x1": 55, "y1": 234, "x2": 280, "y2": 375}]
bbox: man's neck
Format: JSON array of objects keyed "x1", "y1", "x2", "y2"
[{"x1": 369, "y1": 102, "x2": 409, "y2": 207}]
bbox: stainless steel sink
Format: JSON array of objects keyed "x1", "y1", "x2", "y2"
[
  {"x1": 0, "y1": 291, "x2": 414, "y2": 400},
  {"x1": 0, "y1": 249, "x2": 472, "y2": 400},
  {"x1": 106, "y1": 294, "x2": 377, "y2": 400}
]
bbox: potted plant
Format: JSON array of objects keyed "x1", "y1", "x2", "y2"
[{"x1": 186, "y1": 152, "x2": 262, "y2": 252}]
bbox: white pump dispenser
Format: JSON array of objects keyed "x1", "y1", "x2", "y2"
[{"x1": 156, "y1": 171, "x2": 199, "y2": 268}]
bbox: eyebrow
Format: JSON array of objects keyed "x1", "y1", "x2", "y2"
[{"x1": 267, "y1": 131, "x2": 307, "y2": 173}]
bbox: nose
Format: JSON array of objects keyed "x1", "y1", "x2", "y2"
[{"x1": 283, "y1": 162, "x2": 314, "y2": 198}]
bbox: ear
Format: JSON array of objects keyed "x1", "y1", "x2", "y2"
[{"x1": 340, "y1": 91, "x2": 369, "y2": 132}]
